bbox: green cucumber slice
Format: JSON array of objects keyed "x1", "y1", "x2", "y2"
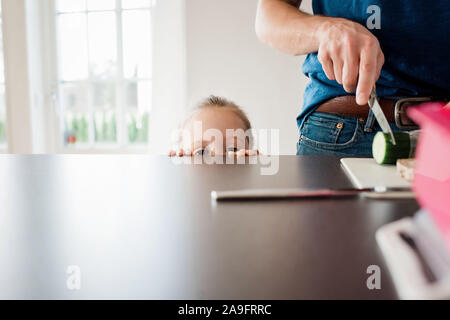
[{"x1": 372, "y1": 132, "x2": 411, "y2": 165}]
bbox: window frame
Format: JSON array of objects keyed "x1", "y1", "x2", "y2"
[
  {"x1": 2, "y1": 0, "x2": 34, "y2": 154},
  {"x1": 48, "y1": 0, "x2": 154, "y2": 154},
  {"x1": 0, "y1": 0, "x2": 186, "y2": 154}
]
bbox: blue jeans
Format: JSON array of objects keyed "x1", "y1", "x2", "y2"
[{"x1": 297, "y1": 112, "x2": 404, "y2": 156}]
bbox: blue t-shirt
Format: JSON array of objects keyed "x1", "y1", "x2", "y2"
[{"x1": 299, "y1": 0, "x2": 450, "y2": 126}]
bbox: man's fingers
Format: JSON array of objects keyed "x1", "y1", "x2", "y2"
[
  {"x1": 332, "y1": 57, "x2": 343, "y2": 84},
  {"x1": 356, "y1": 49, "x2": 377, "y2": 105},
  {"x1": 342, "y1": 56, "x2": 359, "y2": 93},
  {"x1": 318, "y1": 52, "x2": 335, "y2": 81},
  {"x1": 375, "y1": 51, "x2": 385, "y2": 81}
]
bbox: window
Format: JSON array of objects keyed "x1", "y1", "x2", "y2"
[
  {"x1": 0, "y1": 1, "x2": 7, "y2": 148},
  {"x1": 55, "y1": 0, "x2": 152, "y2": 148}
]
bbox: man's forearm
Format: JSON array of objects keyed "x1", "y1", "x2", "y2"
[{"x1": 256, "y1": 0, "x2": 328, "y2": 56}]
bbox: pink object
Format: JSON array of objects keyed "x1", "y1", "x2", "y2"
[{"x1": 408, "y1": 103, "x2": 450, "y2": 251}]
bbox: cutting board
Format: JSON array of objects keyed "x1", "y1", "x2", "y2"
[{"x1": 341, "y1": 158, "x2": 411, "y2": 189}]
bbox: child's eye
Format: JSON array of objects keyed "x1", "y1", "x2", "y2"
[
  {"x1": 194, "y1": 149, "x2": 208, "y2": 156},
  {"x1": 227, "y1": 147, "x2": 239, "y2": 153}
]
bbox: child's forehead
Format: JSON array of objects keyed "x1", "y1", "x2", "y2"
[{"x1": 185, "y1": 106, "x2": 245, "y2": 128}]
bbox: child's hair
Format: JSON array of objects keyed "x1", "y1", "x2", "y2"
[
  {"x1": 195, "y1": 95, "x2": 252, "y2": 130},
  {"x1": 176, "y1": 95, "x2": 253, "y2": 148}
]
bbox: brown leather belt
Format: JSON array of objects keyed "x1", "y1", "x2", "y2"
[
  {"x1": 316, "y1": 95, "x2": 450, "y2": 129},
  {"x1": 316, "y1": 96, "x2": 397, "y2": 121}
]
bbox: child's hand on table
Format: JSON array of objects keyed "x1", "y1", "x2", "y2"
[
  {"x1": 168, "y1": 149, "x2": 192, "y2": 157},
  {"x1": 168, "y1": 149, "x2": 259, "y2": 157},
  {"x1": 227, "y1": 149, "x2": 260, "y2": 157}
]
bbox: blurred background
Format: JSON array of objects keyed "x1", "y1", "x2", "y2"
[{"x1": 0, "y1": 0, "x2": 311, "y2": 155}]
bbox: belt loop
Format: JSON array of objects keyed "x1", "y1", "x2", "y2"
[{"x1": 364, "y1": 110, "x2": 376, "y2": 133}]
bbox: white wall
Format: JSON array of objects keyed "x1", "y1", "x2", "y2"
[
  {"x1": 148, "y1": 0, "x2": 186, "y2": 154},
  {"x1": 185, "y1": 0, "x2": 312, "y2": 155}
]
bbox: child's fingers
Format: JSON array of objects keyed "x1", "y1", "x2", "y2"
[
  {"x1": 228, "y1": 150, "x2": 260, "y2": 157},
  {"x1": 169, "y1": 149, "x2": 195, "y2": 157},
  {"x1": 236, "y1": 150, "x2": 246, "y2": 157}
]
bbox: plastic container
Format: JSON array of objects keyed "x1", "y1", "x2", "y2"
[{"x1": 408, "y1": 103, "x2": 450, "y2": 253}]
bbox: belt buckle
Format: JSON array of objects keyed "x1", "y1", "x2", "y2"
[{"x1": 394, "y1": 97, "x2": 431, "y2": 130}]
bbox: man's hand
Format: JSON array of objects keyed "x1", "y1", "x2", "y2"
[
  {"x1": 256, "y1": 0, "x2": 385, "y2": 106},
  {"x1": 316, "y1": 18, "x2": 385, "y2": 105}
]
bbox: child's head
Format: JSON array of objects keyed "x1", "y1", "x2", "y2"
[{"x1": 179, "y1": 96, "x2": 253, "y2": 156}]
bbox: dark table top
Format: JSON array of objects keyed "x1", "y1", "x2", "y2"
[{"x1": 0, "y1": 155, "x2": 419, "y2": 299}]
